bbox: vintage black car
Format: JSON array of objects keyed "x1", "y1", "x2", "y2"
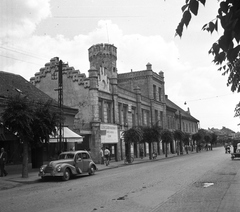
[{"x1": 39, "y1": 150, "x2": 97, "y2": 181}]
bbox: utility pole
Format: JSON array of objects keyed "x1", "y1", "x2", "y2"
[
  {"x1": 179, "y1": 110, "x2": 183, "y2": 155},
  {"x1": 58, "y1": 60, "x2": 63, "y2": 152}
]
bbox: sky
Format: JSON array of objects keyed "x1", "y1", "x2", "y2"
[{"x1": 1, "y1": 0, "x2": 240, "y2": 132}]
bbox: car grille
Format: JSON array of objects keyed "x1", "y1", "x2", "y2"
[{"x1": 45, "y1": 166, "x2": 54, "y2": 173}]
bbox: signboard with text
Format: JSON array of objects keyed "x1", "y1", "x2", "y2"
[{"x1": 100, "y1": 124, "x2": 118, "y2": 144}]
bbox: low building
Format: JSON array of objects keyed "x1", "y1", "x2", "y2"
[{"x1": 0, "y1": 71, "x2": 79, "y2": 165}]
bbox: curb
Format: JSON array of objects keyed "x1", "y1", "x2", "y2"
[{"x1": 1, "y1": 151, "x2": 197, "y2": 184}]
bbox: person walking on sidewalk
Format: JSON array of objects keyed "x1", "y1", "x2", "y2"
[
  {"x1": 104, "y1": 147, "x2": 110, "y2": 166},
  {"x1": 0, "y1": 148, "x2": 8, "y2": 177},
  {"x1": 100, "y1": 148, "x2": 104, "y2": 164},
  {"x1": 140, "y1": 147, "x2": 144, "y2": 159}
]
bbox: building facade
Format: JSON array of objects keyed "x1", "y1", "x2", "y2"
[{"x1": 30, "y1": 43, "x2": 199, "y2": 163}]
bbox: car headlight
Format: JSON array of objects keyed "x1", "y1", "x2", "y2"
[
  {"x1": 40, "y1": 165, "x2": 46, "y2": 172},
  {"x1": 55, "y1": 165, "x2": 62, "y2": 172}
]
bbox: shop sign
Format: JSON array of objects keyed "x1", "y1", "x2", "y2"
[{"x1": 100, "y1": 124, "x2": 118, "y2": 144}]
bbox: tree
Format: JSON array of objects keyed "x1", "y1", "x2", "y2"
[
  {"x1": 204, "y1": 134, "x2": 212, "y2": 150},
  {"x1": 183, "y1": 133, "x2": 190, "y2": 153},
  {"x1": 176, "y1": 0, "x2": 240, "y2": 92},
  {"x1": 1, "y1": 95, "x2": 59, "y2": 178},
  {"x1": 32, "y1": 100, "x2": 59, "y2": 147},
  {"x1": 211, "y1": 132, "x2": 218, "y2": 148},
  {"x1": 141, "y1": 125, "x2": 161, "y2": 159},
  {"x1": 192, "y1": 132, "x2": 202, "y2": 152},
  {"x1": 31, "y1": 100, "x2": 60, "y2": 168},
  {"x1": 173, "y1": 130, "x2": 184, "y2": 155},
  {"x1": 122, "y1": 127, "x2": 142, "y2": 163},
  {"x1": 161, "y1": 129, "x2": 173, "y2": 157}
]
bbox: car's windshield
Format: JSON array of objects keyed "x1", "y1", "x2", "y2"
[{"x1": 58, "y1": 153, "x2": 75, "y2": 159}]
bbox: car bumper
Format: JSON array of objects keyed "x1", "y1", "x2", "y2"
[{"x1": 39, "y1": 171, "x2": 64, "y2": 177}]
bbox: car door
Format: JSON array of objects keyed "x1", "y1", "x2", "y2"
[
  {"x1": 75, "y1": 153, "x2": 84, "y2": 174},
  {"x1": 82, "y1": 152, "x2": 91, "y2": 173}
]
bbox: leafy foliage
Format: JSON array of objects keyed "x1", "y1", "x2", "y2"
[
  {"x1": 2, "y1": 96, "x2": 60, "y2": 146},
  {"x1": 161, "y1": 129, "x2": 173, "y2": 143},
  {"x1": 122, "y1": 127, "x2": 143, "y2": 144},
  {"x1": 173, "y1": 129, "x2": 184, "y2": 141},
  {"x1": 183, "y1": 133, "x2": 190, "y2": 145},
  {"x1": 1, "y1": 95, "x2": 60, "y2": 177},
  {"x1": 141, "y1": 126, "x2": 162, "y2": 159},
  {"x1": 141, "y1": 126, "x2": 161, "y2": 144},
  {"x1": 204, "y1": 134, "x2": 212, "y2": 144},
  {"x1": 161, "y1": 129, "x2": 173, "y2": 157},
  {"x1": 176, "y1": 0, "x2": 240, "y2": 92},
  {"x1": 192, "y1": 132, "x2": 202, "y2": 144},
  {"x1": 211, "y1": 132, "x2": 218, "y2": 144},
  {"x1": 2, "y1": 95, "x2": 34, "y2": 140},
  {"x1": 32, "y1": 100, "x2": 60, "y2": 147}
]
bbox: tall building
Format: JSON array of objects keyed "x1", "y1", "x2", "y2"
[{"x1": 30, "y1": 43, "x2": 199, "y2": 163}]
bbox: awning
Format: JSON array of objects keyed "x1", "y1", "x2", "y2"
[{"x1": 49, "y1": 127, "x2": 83, "y2": 143}]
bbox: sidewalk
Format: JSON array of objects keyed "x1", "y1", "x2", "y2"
[{"x1": 0, "y1": 151, "x2": 191, "y2": 185}]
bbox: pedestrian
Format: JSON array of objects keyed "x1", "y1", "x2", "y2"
[
  {"x1": 104, "y1": 147, "x2": 110, "y2": 166},
  {"x1": 100, "y1": 148, "x2": 104, "y2": 164},
  {"x1": 140, "y1": 147, "x2": 144, "y2": 159},
  {"x1": 224, "y1": 142, "x2": 230, "y2": 153},
  {"x1": 0, "y1": 148, "x2": 8, "y2": 177},
  {"x1": 185, "y1": 144, "x2": 189, "y2": 154}
]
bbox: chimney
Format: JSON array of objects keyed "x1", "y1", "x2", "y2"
[{"x1": 146, "y1": 63, "x2": 152, "y2": 70}]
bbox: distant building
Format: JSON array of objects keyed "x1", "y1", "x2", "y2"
[
  {"x1": 209, "y1": 127, "x2": 236, "y2": 140},
  {"x1": 30, "y1": 43, "x2": 199, "y2": 163},
  {"x1": 165, "y1": 96, "x2": 199, "y2": 133}
]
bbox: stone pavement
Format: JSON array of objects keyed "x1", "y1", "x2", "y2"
[{"x1": 0, "y1": 152, "x2": 181, "y2": 185}]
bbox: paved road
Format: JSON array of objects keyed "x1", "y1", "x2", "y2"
[{"x1": 0, "y1": 147, "x2": 239, "y2": 212}]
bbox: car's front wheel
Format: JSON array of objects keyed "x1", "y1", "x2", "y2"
[
  {"x1": 62, "y1": 168, "x2": 71, "y2": 181},
  {"x1": 89, "y1": 165, "x2": 96, "y2": 175}
]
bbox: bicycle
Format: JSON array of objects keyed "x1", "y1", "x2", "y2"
[{"x1": 124, "y1": 154, "x2": 134, "y2": 164}]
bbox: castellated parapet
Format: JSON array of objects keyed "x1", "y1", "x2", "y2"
[
  {"x1": 88, "y1": 43, "x2": 117, "y2": 79},
  {"x1": 89, "y1": 43, "x2": 117, "y2": 62},
  {"x1": 30, "y1": 57, "x2": 89, "y2": 88}
]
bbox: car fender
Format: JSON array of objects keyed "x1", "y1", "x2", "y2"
[
  {"x1": 88, "y1": 162, "x2": 97, "y2": 171},
  {"x1": 61, "y1": 163, "x2": 78, "y2": 175}
]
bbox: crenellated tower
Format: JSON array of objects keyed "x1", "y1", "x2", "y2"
[{"x1": 88, "y1": 43, "x2": 117, "y2": 79}]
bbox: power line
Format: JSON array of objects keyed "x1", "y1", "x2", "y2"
[
  {"x1": 0, "y1": 54, "x2": 42, "y2": 66},
  {"x1": 184, "y1": 93, "x2": 235, "y2": 105},
  {"x1": 0, "y1": 45, "x2": 49, "y2": 61},
  {"x1": 53, "y1": 15, "x2": 142, "y2": 19},
  {"x1": 0, "y1": 46, "x2": 47, "y2": 61}
]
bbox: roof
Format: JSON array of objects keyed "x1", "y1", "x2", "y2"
[
  {"x1": 0, "y1": 71, "x2": 54, "y2": 102},
  {"x1": 165, "y1": 96, "x2": 199, "y2": 122},
  {"x1": 0, "y1": 71, "x2": 78, "y2": 113}
]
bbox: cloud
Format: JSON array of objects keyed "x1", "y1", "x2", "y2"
[
  {"x1": 1, "y1": 4, "x2": 240, "y2": 132},
  {"x1": 1, "y1": 19, "x2": 189, "y2": 80},
  {"x1": 0, "y1": 0, "x2": 51, "y2": 40}
]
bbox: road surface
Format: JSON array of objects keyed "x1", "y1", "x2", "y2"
[{"x1": 0, "y1": 147, "x2": 239, "y2": 212}]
